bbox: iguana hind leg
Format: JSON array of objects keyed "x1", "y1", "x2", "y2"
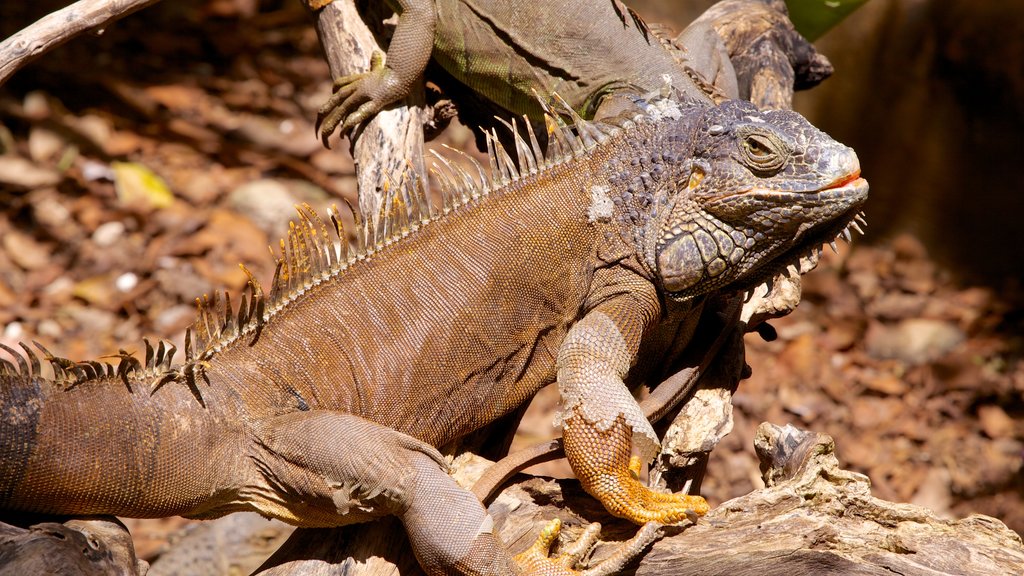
[
  {"x1": 253, "y1": 410, "x2": 518, "y2": 574},
  {"x1": 252, "y1": 411, "x2": 661, "y2": 575}
]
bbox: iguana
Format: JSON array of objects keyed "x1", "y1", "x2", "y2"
[
  {"x1": 0, "y1": 93, "x2": 867, "y2": 574},
  {"x1": 309, "y1": 0, "x2": 833, "y2": 145},
  {"x1": 309, "y1": 0, "x2": 736, "y2": 144}
]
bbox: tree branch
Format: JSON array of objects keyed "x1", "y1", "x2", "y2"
[
  {"x1": 306, "y1": 0, "x2": 427, "y2": 222},
  {"x1": 0, "y1": 0, "x2": 161, "y2": 86}
]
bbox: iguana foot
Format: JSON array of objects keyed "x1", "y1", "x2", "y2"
[
  {"x1": 316, "y1": 51, "x2": 408, "y2": 146},
  {"x1": 515, "y1": 519, "x2": 662, "y2": 575},
  {"x1": 563, "y1": 412, "x2": 709, "y2": 525}
]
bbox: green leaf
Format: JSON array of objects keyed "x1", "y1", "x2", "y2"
[{"x1": 786, "y1": 0, "x2": 871, "y2": 41}]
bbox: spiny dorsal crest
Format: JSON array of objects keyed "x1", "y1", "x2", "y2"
[
  {"x1": 2, "y1": 95, "x2": 628, "y2": 403},
  {"x1": 187, "y1": 93, "x2": 622, "y2": 365},
  {"x1": 0, "y1": 339, "x2": 179, "y2": 395}
]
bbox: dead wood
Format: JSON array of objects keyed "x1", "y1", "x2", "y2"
[
  {"x1": 305, "y1": 0, "x2": 427, "y2": 224},
  {"x1": 0, "y1": 0, "x2": 162, "y2": 86},
  {"x1": 0, "y1": 516, "x2": 144, "y2": 576},
  {"x1": 253, "y1": 424, "x2": 1024, "y2": 576}
]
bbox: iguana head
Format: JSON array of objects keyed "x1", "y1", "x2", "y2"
[{"x1": 656, "y1": 99, "x2": 867, "y2": 299}]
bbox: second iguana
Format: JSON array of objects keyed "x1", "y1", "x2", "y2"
[
  {"x1": 308, "y1": 0, "x2": 833, "y2": 146},
  {"x1": 308, "y1": 0, "x2": 734, "y2": 143},
  {"x1": 1, "y1": 93, "x2": 866, "y2": 574}
]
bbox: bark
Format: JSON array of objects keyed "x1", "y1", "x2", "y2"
[
  {"x1": 255, "y1": 424, "x2": 1024, "y2": 576},
  {"x1": 0, "y1": 517, "x2": 145, "y2": 576},
  {"x1": 0, "y1": 0, "x2": 162, "y2": 86},
  {"x1": 307, "y1": 0, "x2": 427, "y2": 225}
]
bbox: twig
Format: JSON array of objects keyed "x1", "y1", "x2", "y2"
[{"x1": 0, "y1": 0, "x2": 161, "y2": 86}]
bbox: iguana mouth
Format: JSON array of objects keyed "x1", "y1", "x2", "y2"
[
  {"x1": 663, "y1": 175, "x2": 868, "y2": 299},
  {"x1": 826, "y1": 170, "x2": 863, "y2": 190},
  {"x1": 745, "y1": 176, "x2": 869, "y2": 289},
  {"x1": 790, "y1": 175, "x2": 868, "y2": 241},
  {"x1": 735, "y1": 171, "x2": 866, "y2": 204},
  {"x1": 702, "y1": 169, "x2": 864, "y2": 210}
]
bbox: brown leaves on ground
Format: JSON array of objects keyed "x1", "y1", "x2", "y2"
[
  {"x1": 708, "y1": 235, "x2": 1024, "y2": 535},
  {"x1": 0, "y1": 1, "x2": 352, "y2": 360},
  {"x1": 0, "y1": 1, "x2": 1020, "y2": 559}
]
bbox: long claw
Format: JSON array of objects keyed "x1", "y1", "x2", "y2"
[
  {"x1": 516, "y1": 518, "x2": 562, "y2": 561},
  {"x1": 514, "y1": 519, "x2": 664, "y2": 575}
]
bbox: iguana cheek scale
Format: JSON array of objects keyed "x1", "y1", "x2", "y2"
[{"x1": 0, "y1": 96, "x2": 867, "y2": 575}]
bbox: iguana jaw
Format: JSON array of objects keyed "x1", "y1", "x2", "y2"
[
  {"x1": 788, "y1": 174, "x2": 867, "y2": 243},
  {"x1": 656, "y1": 171, "x2": 868, "y2": 300},
  {"x1": 739, "y1": 175, "x2": 868, "y2": 286}
]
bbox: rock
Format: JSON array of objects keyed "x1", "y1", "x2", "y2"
[
  {"x1": 146, "y1": 513, "x2": 293, "y2": 576},
  {"x1": 227, "y1": 178, "x2": 301, "y2": 237},
  {"x1": 864, "y1": 318, "x2": 966, "y2": 365},
  {"x1": 28, "y1": 127, "x2": 65, "y2": 163}
]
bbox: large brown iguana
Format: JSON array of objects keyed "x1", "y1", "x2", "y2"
[{"x1": 1, "y1": 92, "x2": 867, "y2": 574}]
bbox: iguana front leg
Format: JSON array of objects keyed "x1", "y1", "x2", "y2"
[
  {"x1": 557, "y1": 292, "x2": 709, "y2": 524},
  {"x1": 313, "y1": 0, "x2": 436, "y2": 143}
]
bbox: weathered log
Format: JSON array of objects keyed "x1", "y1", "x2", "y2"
[
  {"x1": 258, "y1": 424, "x2": 1024, "y2": 575},
  {"x1": 644, "y1": 423, "x2": 1024, "y2": 575},
  {"x1": 0, "y1": 516, "x2": 145, "y2": 576}
]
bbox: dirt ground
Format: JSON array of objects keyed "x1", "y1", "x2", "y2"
[{"x1": 1, "y1": 0, "x2": 1020, "y2": 564}]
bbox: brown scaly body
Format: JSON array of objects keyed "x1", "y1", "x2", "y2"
[{"x1": 1, "y1": 94, "x2": 866, "y2": 575}]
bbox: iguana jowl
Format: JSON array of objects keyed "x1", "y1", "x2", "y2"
[{"x1": 0, "y1": 95, "x2": 867, "y2": 574}]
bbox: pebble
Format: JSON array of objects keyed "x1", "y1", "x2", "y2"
[{"x1": 228, "y1": 179, "x2": 300, "y2": 236}]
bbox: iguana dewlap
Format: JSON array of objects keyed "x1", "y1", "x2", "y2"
[{"x1": 1, "y1": 96, "x2": 866, "y2": 575}]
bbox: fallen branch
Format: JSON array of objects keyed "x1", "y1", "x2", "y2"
[
  {"x1": 0, "y1": 0, "x2": 161, "y2": 86},
  {"x1": 252, "y1": 423, "x2": 1024, "y2": 576},
  {"x1": 495, "y1": 424, "x2": 1024, "y2": 576}
]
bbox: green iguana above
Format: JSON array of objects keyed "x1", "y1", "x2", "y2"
[
  {"x1": 0, "y1": 93, "x2": 867, "y2": 575},
  {"x1": 309, "y1": 0, "x2": 742, "y2": 144}
]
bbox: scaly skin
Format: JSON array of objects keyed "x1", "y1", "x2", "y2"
[
  {"x1": 309, "y1": 0, "x2": 834, "y2": 147},
  {"x1": 310, "y1": 0, "x2": 720, "y2": 142},
  {"x1": 0, "y1": 96, "x2": 867, "y2": 575}
]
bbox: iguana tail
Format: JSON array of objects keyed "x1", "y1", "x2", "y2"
[{"x1": 0, "y1": 342, "x2": 236, "y2": 518}]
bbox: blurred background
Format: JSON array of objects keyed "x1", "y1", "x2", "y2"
[{"x1": 0, "y1": 0, "x2": 1021, "y2": 560}]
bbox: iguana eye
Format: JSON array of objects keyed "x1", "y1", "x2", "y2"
[
  {"x1": 745, "y1": 136, "x2": 772, "y2": 157},
  {"x1": 738, "y1": 129, "x2": 789, "y2": 175}
]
